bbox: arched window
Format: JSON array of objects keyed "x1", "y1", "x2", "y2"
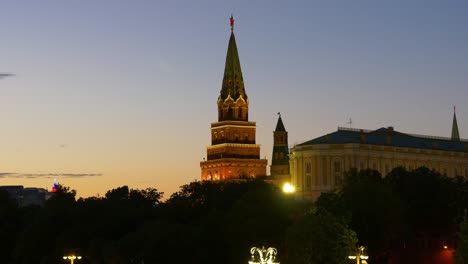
[{"x1": 306, "y1": 162, "x2": 311, "y2": 173}]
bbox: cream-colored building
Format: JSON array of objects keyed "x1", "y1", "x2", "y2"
[{"x1": 290, "y1": 114, "x2": 467, "y2": 200}]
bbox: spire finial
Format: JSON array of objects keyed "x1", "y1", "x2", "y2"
[
  {"x1": 277, "y1": 112, "x2": 281, "y2": 118},
  {"x1": 230, "y1": 15, "x2": 235, "y2": 32},
  {"x1": 454, "y1": 104, "x2": 456, "y2": 113}
]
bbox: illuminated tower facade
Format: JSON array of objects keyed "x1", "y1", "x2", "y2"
[{"x1": 200, "y1": 16, "x2": 267, "y2": 180}]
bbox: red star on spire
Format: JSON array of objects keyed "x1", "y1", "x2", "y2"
[{"x1": 230, "y1": 15, "x2": 235, "y2": 31}]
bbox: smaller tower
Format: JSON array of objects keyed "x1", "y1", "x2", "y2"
[
  {"x1": 452, "y1": 105, "x2": 460, "y2": 141},
  {"x1": 271, "y1": 113, "x2": 290, "y2": 176}
]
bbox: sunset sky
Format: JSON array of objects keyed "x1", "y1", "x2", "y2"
[{"x1": 1, "y1": 1, "x2": 467, "y2": 198}]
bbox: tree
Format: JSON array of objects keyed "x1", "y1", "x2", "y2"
[
  {"x1": 338, "y1": 169, "x2": 405, "y2": 260},
  {"x1": 0, "y1": 190, "x2": 19, "y2": 264},
  {"x1": 455, "y1": 220, "x2": 468, "y2": 264},
  {"x1": 285, "y1": 211, "x2": 357, "y2": 264}
]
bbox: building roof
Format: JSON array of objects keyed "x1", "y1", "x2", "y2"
[
  {"x1": 275, "y1": 114, "x2": 286, "y2": 132},
  {"x1": 452, "y1": 110, "x2": 460, "y2": 141},
  {"x1": 219, "y1": 30, "x2": 247, "y2": 101},
  {"x1": 298, "y1": 127, "x2": 468, "y2": 153}
]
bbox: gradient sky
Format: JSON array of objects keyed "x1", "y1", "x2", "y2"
[{"x1": 0, "y1": 1, "x2": 467, "y2": 198}]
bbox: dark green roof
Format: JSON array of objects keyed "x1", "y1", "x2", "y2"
[
  {"x1": 219, "y1": 32, "x2": 247, "y2": 101},
  {"x1": 452, "y1": 112, "x2": 460, "y2": 141},
  {"x1": 298, "y1": 127, "x2": 468, "y2": 153},
  {"x1": 275, "y1": 115, "x2": 286, "y2": 131}
]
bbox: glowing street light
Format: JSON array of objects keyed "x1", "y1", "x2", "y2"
[
  {"x1": 63, "y1": 255, "x2": 82, "y2": 264},
  {"x1": 248, "y1": 246, "x2": 280, "y2": 264},
  {"x1": 348, "y1": 246, "x2": 368, "y2": 264},
  {"x1": 282, "y1": 183, "x2": 295, "y2": 193}
]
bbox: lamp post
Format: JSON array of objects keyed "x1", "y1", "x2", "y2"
[
  {"x1": 63, "y1": 255, "x2": 82, "y2": 264},
  {"x1": 248, "y1": 246, "x2": 279, "y2": 264},
  {"x1": 348, "y1": 246, "x2": 368, "y2": 264}
]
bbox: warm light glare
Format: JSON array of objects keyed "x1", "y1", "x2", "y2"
[
  {"x1": 348, "y1": 256, "x2": 357, "y2": 259},
  {"x1": 283, "y1": 183, "x2": 295, "y2": 193},
  {"x1": 63, "y1": 255, "x2": 82, "y2": 262},
  {"x1": 444, "y1": 245, "x2": 448, "y2": 249}
]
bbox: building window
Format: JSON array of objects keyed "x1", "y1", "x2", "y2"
[
  {"x1": 334, "y1": 161, "x2": 342, "y2": 173},
  {"x1": 305, "y1": 161, "x2": 312, "y2": 189},
  {"x1": 305, "y1": 174, "x2": 311, "y2": 188},
  {"x1": 335, "y1": 173, "x2": 343, "y2": 186},
  {"x1": 274, "y1": 152, "x2": 278, "y2": 159},
  {"x1": 455, "y1": 168, "x2": 458, "y2": 176},
  {"x1": 280, "y1": 152, "x2": 284, "y2": 159},
  {"x1": 334, "y1": 161, "x2": 343, "y2": 186},
  {"x1": 306, "y1": 162, "x2": 311, "y2": 174},
  {"x1": 443, "y1": 168, "x2": 447, "y2": 175}
]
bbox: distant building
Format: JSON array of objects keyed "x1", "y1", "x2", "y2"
[
  {"x1": 289, "y1": 110, "x2": 468, "y2": 200},
  {"x1": 0, "y1": 185, "x2": 51, "y2": 207},
  {"x1": 200, "y1": 16, "x2": 267, "y2": 180}
]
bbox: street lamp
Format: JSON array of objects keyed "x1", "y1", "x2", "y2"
[
  {"x1": 282, "y1": 183, "x2": 295, "y2": 193},
  {"x1": 348, "y1": 246, "x2": 368, "y2": 264},
  {"x1": 248, "y1": 246, "x2": 279, "y2": 264},
  {"x1": 63, "y1": 255, "x2": 82, "y2": 264}
]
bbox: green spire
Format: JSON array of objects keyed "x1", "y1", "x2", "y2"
[
  {"x1": 219, "y1": 21, "x2": 247, "y2": 101},
  {"x1": 452, "y1": 106, "x2": 460, "y2": 141},
  {"x1": 275, "y1": 112, "x2": 286, "y2": 131}
]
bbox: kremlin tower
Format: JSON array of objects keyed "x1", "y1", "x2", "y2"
[{"x1": 200, "y1": 16, "x2": 267, "y2": 180}]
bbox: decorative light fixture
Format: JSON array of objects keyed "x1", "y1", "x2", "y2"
[
  {"x1": 248, "y1": 246, "x2": 279, "y2": 264},
  {"x1": 63, "y1": 255, "x2": 82, "y2": 264},
  {"x1": 348, "y1": 246, "x2": 368, "y2": 264}
]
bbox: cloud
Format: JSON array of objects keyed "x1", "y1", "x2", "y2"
[
  {"x1": 0, "y1": 73, "x2": 14, "y2": 79},
  {"x1": 0, "y1": 172, "x2": 102, "y2": 179}
]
